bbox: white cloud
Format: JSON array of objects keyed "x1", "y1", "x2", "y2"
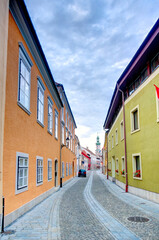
[{"x1": 25, "y1": 0, "x2": 159, "y2": 154}]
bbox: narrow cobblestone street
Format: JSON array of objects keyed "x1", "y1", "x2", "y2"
[{"x1": 2, "y1": 171, "x2": 159, "y2": 240}]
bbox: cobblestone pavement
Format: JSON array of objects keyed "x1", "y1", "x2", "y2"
[
  {"x1": 92, "y1": 171, "x2": 159, "y2": 240},
  {"x1": 1, "y1": 171, "x2": 159, "y2": 240},
  {"x1": 59, "y1": 173, "x2": 114, "y2": 240},
  {"x1": 1, "y1": 178, "x2": 79, "y2": 240}
]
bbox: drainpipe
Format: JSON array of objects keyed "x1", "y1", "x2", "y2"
[
  {"x1": 106, "y1": 130, "x2": 109, "y2": 180},
  {"x1": 118, "y1": 85, "x2": 128, "y2": 192}
]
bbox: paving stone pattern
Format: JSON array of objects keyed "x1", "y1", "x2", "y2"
[
  {"x1": 92, "y1": 172, "x2": 159, "y2": 240},
  {"x1": 2, "y1": 171, "x2": 159, "y2": 240},
  {"x1": 59, "y1": 175, "x2": 114, "y2": 240}
]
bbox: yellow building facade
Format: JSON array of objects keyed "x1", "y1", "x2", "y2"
[{"x1": 104, "y1": 19, "x2": 159, "y2": 203}]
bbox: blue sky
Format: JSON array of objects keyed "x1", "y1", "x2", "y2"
[{"x1": 25, "y1": 0, "x2": 159, "y2": 152}]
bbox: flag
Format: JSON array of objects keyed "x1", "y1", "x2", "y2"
[{"x1": 154, "y1": 84, "x2": 159, "y2": 99}]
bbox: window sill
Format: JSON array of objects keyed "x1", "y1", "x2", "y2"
[
  {"x1": 55, "y1": 137, "x2": 58, "y2": 141},
  {"x1": 131, "y1": 128, "x2": 140, "y2": 135},
  {"x1": 121, "y1": 138, "x2": 124, "y2": 141},
  {"x1": 48, "y1": 130, "x2": 53, "y2": 136},
  {"x1": 17, "y1": 101, "x2": 31, "y2": 115},
  {"x1": 36, "y1": 181, "x2": 43, "y2": 186},
  {"x1": 48, "y1": 178, "x2": 52, "y2": 182},
  {"x1": 15, "y1": 186, "x2": 28, "y2": 195},
  {"x1": 133, "y1": 176, "x2": 142, "y2": 180},
  {"x1": 37, "y1": 120, "x2": 44, "y2": 128}
]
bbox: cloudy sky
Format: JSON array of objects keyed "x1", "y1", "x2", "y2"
[{"x1": 25, "y1": 0, "x2": 159, "y2": 152}]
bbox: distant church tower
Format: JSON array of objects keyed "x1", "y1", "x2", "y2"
[{"x1": 96, "y1": 135, "x2": 101, "y2": 156}]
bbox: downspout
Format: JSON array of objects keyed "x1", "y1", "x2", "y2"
[
  {"x1": 106, "y1": 130, "x2": 109, "y2": 179},
  {"x1": 118, "y1": 85, "x2": 128, "y2": 192}
]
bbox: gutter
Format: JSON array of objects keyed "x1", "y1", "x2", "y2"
[{"x1": 117, "y1": 85, "x2": 128, "y2": 192}]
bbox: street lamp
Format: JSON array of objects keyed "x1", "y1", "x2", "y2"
[{"x1": 60, "y1": 137, "x2": 70, "y2": 188}]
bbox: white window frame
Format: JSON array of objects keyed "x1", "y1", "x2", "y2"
[
  {"x1": 132, "y1": 153, "x2": 142, "y2": 180},
  {"x1": 130, "y1": 105, "x2": 140, "y2": 134},
  {"x1": 62, "y1": 124, "x2": 65, "y2": 145},
  {"x1": 37, "y1": 77, "x2": 45, "y2": 126},
  {"x1": 121, "y1": 156, "x2": 125, "y2": 176},
  {"x1": 62, "y1": 162, "x2": 65, "y2": 178},
  {"x1": 55, "y1": 110, "x2": 58, "y2": 139},
  {"x1": 48, "y1": 159, "x2": 52, "y2": 181},
  {"x1": 48, "y1": 97, "x2": 53, "y2": 134},
  {"x1": 120, "y1": 120, "x2": 124, "y2": 140},
  {"x1": 155, "y1": 93, "x2": 159, "y2": 122},
  {"x1": 18, "y1": 43, "x2": 33, "y2": 114},
  {"x1": 36, "y1": 156, "x2": 43, "y2": 186},
  {"x1": 15, "y1": 152, "x2": 29, "y2": 194},
  {"x1": 115, "y1": 128, "x2": 118, "y2": 145},
  {"x1": 66, "y1": 110, "x2": 68, "y2": 128},
  {"x1": 61, "y1": 107, "x2": 64, "y2": 122},
  {"x1": 69, "y1": 163, "x2": 71, "y2": 175},
  {"x1": 66, "y1": 163, "x2": 68, "y2": 176}
]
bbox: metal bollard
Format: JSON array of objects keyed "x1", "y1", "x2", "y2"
[
  {"x1": 60, "y1": 177, "x2": 62, "y2": 188},
  {"x1": 1, "y1": 197, "x2": 5, "y2": 233}
]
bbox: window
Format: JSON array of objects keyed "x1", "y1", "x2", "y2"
[
  {"x1": 141, "y1": 67, "x2": 148, "y2": 83},
  {"x1": 128, "y1": 83, "x2": 134, "y2": 96},
  {"x1": 69, "y1": 134, "x2": 71, "y2": 149},
  {"x1": 151, "y1": 53, "x2": 159, "y2": 72},
  {"x1": 121, "y1": 157, "x2": 125, "y2": 176},
  {"x1": 116, "y1": 159, "x2": 119, "y2": 174},
  {"x1": 16, "y1": 152, "x2": 28, "y2": 194},
  {"x1": 48, "y1": 159, "x2": 52, "y2": 180},
  {"x1": 55, "y1": 110, "x2": 58, "y2": 139},
  {"x1": 48, "y1": 97, "x2": 53, "y2": 134},
  {"x1": 115, "y1": 129, "x2": 118, "y2": 145},
  {"x1": 156, "y1": 93, "x2": 159, "y2": 122},
  {"x1": 112, "y1": 135, "x2": 114, "y2": 148},
  {"x1": 62, "y1": 162, "x2": 65, "y2": 178},
  {"x1": 37, "y1": 78, "x2": 45, "y2": 125},
  {"x1": 66, "y1": 163, "x2": 68, "y2": 176},
  {"x1": 66, "y1": 128, "x2": 68, "y2": 146},
  {"x1": 66, "y1": 110, "x2": 68, "y2": 128},
  {"x1": 120, "y1": 121, "x2": 124, "y2": 140},
  {"x1": 18, "y1": 43, "x2": 33, "y2": 113},
  {"x1": 62, "y1": 124, "x2": 65, "y2": 145},
  {"x1": 37, "y1": 157, "x2": 43, "y2": 184},
  {"x1": 131, "y1": 105, "x2": 140, "y2": 133},
  {"x1": 132, "y1": 154, "x2": 142, "y2": 179},
  {"x1": 61, "y1": 107, "x2": 64, "y2": 122},
  {"x1": 69, "y1": 163, "x2": 71, "y2": 175},
  {"x1": 134, "y1": 77, "x2": 141, "y2": 90}
]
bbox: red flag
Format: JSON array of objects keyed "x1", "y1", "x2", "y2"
[{"x1": 154, "y1": 85, "x2": 159, "y2": 99}]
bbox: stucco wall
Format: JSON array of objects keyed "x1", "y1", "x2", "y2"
[
  {"x1": 108, "y1": 67, "x2": 159, "y2": 195},
  {"x1": 0, "y1": 0, "x2": 9, "y2": 215},
  {"x1": 3, "y1": 12, "x2": 61, "y2": 216}
]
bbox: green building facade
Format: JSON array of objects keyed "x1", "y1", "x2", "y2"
[{"x1": 104, "y1": 19, "x2": 159, "y2": 203}]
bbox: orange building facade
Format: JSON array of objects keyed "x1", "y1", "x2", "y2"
[{"x1": 2, "y1": 0, "x2": 77, "y2": 226}]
